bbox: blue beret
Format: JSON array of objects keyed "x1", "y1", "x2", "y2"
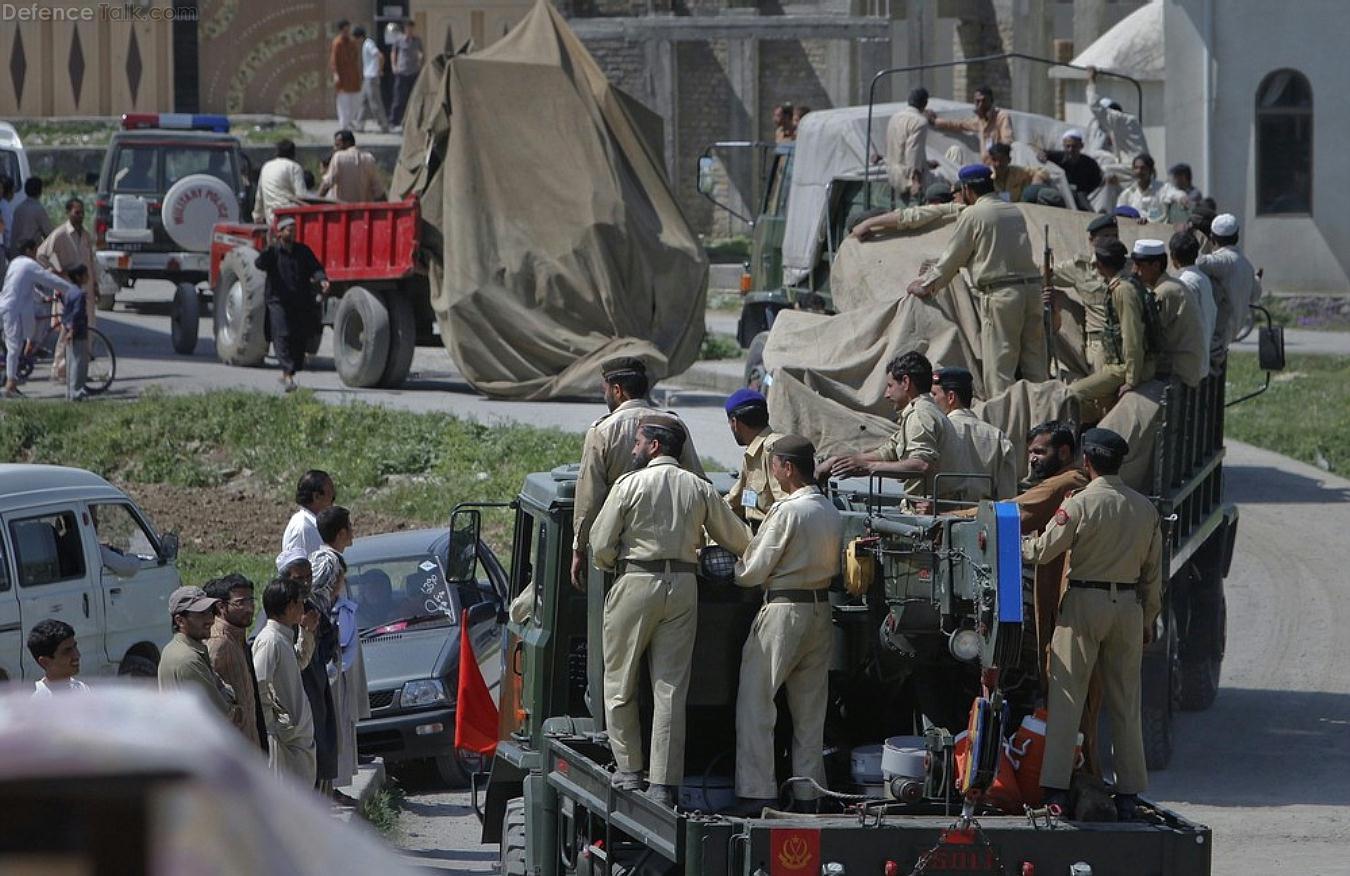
[
  {"x1": 1113, "y1": 205, "x2": 1141, "y2": 219},
  {"x1": 958, "y1": 163, "x2": 992, "y2": 183},
  {"x1": 725, "y1": 388, "x2": 767, "y2": 416}
]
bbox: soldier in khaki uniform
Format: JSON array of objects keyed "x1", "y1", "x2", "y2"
[
  {"x1": 571, "y1": 357, "x2": 705, "y2": 589},
  {"x1": 816, "y1": 351, "x2": 960, "y2": 510},
  {"x1": 589, "y1": 416, "x2": 750, "y2": 806},
  {"x1": 930, "y1": 366, "x2": 1017, "y2": 500},
  {"x1": 732, "y1": 435, "x2": 843, "y2": 811},
  {"x1": 908, "y1": 164, "x2": 1047, "y2": 395},
  {"x1": 1131, "y1": 240, "x2": 1209, "y2": 388},
  {"x1": 1049, "y1": 214, "x2": 1120, "y2": 374},
  {"x1": 1068, "y1": 239, "x2": 1157, "y2": 424},
  {"x1": 848, "y1": 191, "x2": 962, "y2": 241},
  {"x1": 723, "y1": 388, "x2": 784, "y2": 529},
  {"x1": 1022, "y1": 428, "x2": 1161, "y2": 820}
]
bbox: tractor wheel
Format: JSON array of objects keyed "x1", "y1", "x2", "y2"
[
  {"x1": 333, "y1": 286, "x2": 391, "y2": 388},
  {"x1": 171, "y1": 282, "x2": 201, "y2": 354},
  {"x1": 214, "y1": 247, "x2": 269, "y2": 366}
]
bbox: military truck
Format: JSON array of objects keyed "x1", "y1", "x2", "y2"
[{"x1": 469, "y1": 462, "x2": 1222, "y2": 875}]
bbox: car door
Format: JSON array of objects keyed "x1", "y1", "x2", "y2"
[
  {"x1": 0, "y1": 528, "x2": 22, "y2": 684},
  {"x1": 6, "y1": 505, "x2": 103, "y2": 680},
  {"x1": 458, "y1": 540, "x2": 507, "y2": 695},
  {"x1": 87, "y1": 499, "x2": 176, "y2": 669}
]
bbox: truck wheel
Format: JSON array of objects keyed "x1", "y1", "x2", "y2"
[
  {"x1": 215, "y1": 247, "x2": 269, "y2": 366},
  {"x1": 1142, "y1": 610, "x2": 1180, "y2": 770},
  {"x1": 500, "y1": 797, "x2": 526, "y2": 876},
  {"x1": 432, "y1": 752, "x2": 472, "y2": 789},
  {"x1": 333, "y1": 286, "x2": 391, "y2": 388},
  {"x1": 744, "y1": 330, "x2": 769, "y2": 389},
  {"x1": 96, "y1": 265, "x2": 119, "y2": 311},
  {"x1": 118, "y1": 654, "x2": 157, "y2": 677},
  {"x1": 1180, "y1": 590, "x2": 1225, "y2": 711},
  {"x1": 171, "y1": 282, "x2": 201, "y2": 354},
  {"x1": 378, "y1": 292, "x2": 416, "y2": 388}
]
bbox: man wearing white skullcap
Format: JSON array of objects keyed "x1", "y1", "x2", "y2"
[
  {"x1": 1085, "y1": 66, "x2": 1149, "y2": 164},
  {"x1": 1038, "y1": 128, "x2": 1104, "y2": 204},
  {"x1": 1196, "y1": 213, "x2": 1263, "y2": 358},
  {"x1": 1131, "y1": 239, "x2": 1208, "y2": 387}
]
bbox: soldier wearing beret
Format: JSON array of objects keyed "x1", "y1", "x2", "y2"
[
  {"x1": 907, "y1": 163, "x2": 1048, "y2": 395},
  {"x1": 930, "y1": 366, "x2": 1017, "y2": 501},
  {"x1": 724, "y1": 389, "x2": 784, "y2": 529},
  {"x1": 731, "y1": 435, "x2": 843, "y2": 812},
  {"x1": 1047, "y1": 213, "x2": 1120, "y2": 375},
  {"x1": 588, "y1": 415, "x2": 750, "y2": 807},
  {"x1": 1022, "y1": 427, "x2": 1161, "y2": 821},
  {"x1": 571, "y1": 357, "x2": 706, "y2": 590},
  {"x1": 1067, "y1": 238, "x2": 1157, "y2": 423}
]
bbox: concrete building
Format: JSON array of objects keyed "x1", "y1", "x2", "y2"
[{"x1": 1166, "y1": 0, "x2": 1335, "y2": 291}]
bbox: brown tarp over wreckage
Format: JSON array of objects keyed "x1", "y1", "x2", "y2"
[
  {"x1": 392, "y1": 1, "x2": 707, "y2": 400},
  {"x1": 763, "y1": 204, "x2": 1177, "y2": 488}
]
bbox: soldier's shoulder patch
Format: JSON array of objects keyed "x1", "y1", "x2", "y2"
[{"x1": 1054, "y1": 508, "x2": 1071, "y2": 526}]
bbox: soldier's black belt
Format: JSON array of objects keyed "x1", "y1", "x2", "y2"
[
  {"x1": 619, "y1": 559, "x2": 697, "y2": 575},
  {"x1": 974, "y1": 275, "x2": 1042, "y2": 292},
  {"x1": 765, "y1": 588, "x2": 830, "y2": 604},
  {"x1": 1069, "y1": 579, "x2": 1137, "y2": 591}
]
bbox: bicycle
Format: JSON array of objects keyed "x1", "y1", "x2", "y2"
[{"x1": 0, "y1": 323, "x2": 117, "y2": 395}]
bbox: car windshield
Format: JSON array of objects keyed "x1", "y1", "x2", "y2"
[
  {"x1": 112, "y1": 144, "x2": 235, "y2": 192},
  {"x1": 347, "y1": 553, "x2": 458, "y2": 632}
]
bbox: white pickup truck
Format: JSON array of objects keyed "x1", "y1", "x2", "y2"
[{"x1": 0, "y1": 465, "x2": 181, "y2": 683}]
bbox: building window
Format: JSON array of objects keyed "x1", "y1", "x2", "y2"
[{"x1": 1255, "y1": 69, "x2": 1312, "y2": 216}]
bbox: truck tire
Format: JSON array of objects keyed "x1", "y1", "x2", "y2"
[
  {"x1": 215, "y1": 247, "x2": 269, "y2": 366},
  {"x1": 1180, "y1": 590, "x2": 1225, "y2": 711},
  {"x1": 500, "y1": 797, "x2": 526, "y2": 876},
  {"x1": 744, "y1": 330, "x2": 769, "y2": 389},
  {"x1": 96, "y1": 265, "x2": 119, "y2": 311},
  {"x1": 171, "y1": 282, "x2": 201, "y2": 354},
  {"x1": 118, "y1": 654, "x2": 158, "y2": 677},
  {"x1": 1142, "y1": 610, "x2": 1180, "y2": 770},
  {"x1": 378, "y1": 292, "x2": 416, "y2": 388},
  {"x1": 333, "y1": 286, "x2": 391, "y2": 388}
]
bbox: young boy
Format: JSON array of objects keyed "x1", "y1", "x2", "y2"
[
  {"x1": 58, "y1": 264, "x2": 90, "y2": 401},
  {"x1": 28, "y1": 618, "x2": 90, "y2": 696},
  {"x1": 253, "y1": 576, "x2": 317, "y2": 785}
]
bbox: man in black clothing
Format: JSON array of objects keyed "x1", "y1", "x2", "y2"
[
  {"x1": 255, "y1": 216, "x2": 330, "y2": 391},
  {"x1": 1039, "y1": 130, "x2": 1103, "y2": 209}
]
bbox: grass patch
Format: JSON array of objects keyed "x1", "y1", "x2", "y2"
[
  {"x1": 14, "y1": 120, "x2": 115, "y2": 147},
  {"x1": 699, "y1": 332, "x2": 742, "y2": 361},
  {"x1": 705, "y1": 235, "x2": 751, "y2": 263},
  {"x1": 231, "y1": 121, "x2": 304, "y2": 145},
  {"x1": 359, "y1": 783, "x2": 405, "y2": 835},
  {"x1": 707, "y1": 291, "x2": 743, "y2": 312},
  {"x1": 1225, "y1": 352, "x2": 1350, "y2": 473},
  {"x1": 176, "y1": 550, "x2": 279, "y2": 591}
]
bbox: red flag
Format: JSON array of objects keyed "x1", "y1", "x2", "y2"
[{"x1": 455, "y1": 609, "x2": 499, "y2": 756}]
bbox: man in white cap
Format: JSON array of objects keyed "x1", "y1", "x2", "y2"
[
  {"x1": 1038, "y1": 129, "x2": 1103, "y2": 208},
  {"x1": 1085, "y1": 66, "x2": 1149, "y2": 165},
  {"x1": 1196, "y1": 213, "x2": 1263, "y2": 358},
  {"x1": 1130, "y1": 238, "x2": 1208, "y2": 387}
]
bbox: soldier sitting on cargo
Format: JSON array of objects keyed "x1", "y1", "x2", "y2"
[
  {"x1": 1067, "y1": 238, "x2": 1157, "y2": 424},
  {"x1": 929, "y1": 366, "x2": 1016, "y2": 501},
  {"x1": 1130, "y1": 238, "x2": 1209, "y2": 388}
]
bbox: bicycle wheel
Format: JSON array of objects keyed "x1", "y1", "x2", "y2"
[
  {"x1": 85, "y1": 328, "x2": 116, "y2": 395},
  {"x1": 19, "y1": 326, "x2": 60, "y2": 383}
]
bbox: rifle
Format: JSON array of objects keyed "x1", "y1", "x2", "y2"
[{"x1": 1042, "y1": 224, "x2": 1059, "y2": 378}]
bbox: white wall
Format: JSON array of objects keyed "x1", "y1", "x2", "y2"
[{"x1": 1168, "y1": 0, "x2": 1350, "y2": 291}]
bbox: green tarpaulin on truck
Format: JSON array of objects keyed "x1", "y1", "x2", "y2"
[{"x1": 392, "y1": 0, "x2": 707, "y2": 400}]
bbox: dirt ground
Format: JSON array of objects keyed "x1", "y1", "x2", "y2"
[{"x1": 129, "y1": 480, "x2": 411, "y2": 555}]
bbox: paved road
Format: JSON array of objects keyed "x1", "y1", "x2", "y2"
[
  {"x1": 1233, "y1": 326, "x2": 1350, "y2": 357},
  {"x1": 74, "y1": 283, "x2": 1350, "y2": 873}
]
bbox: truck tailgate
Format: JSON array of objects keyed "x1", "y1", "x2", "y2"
[{"x1": 275, "y1": 198, "x2": 419, "y2": 282}]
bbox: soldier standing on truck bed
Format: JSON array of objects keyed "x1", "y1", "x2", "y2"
[
  {"x1": 588, "y1": 415, "x2": 750, "y2": 807},
  {"x1": 906, "y1": 164, "x2": 1048, "y2": 395},
  {"x1": 731, "y1": 434, "x2": 842, "y2": 814},
  {"x1": 1067, "y1": 239, "x2": 1157, "y2": 424},
  {"x1": 1022, "y1": 427, "x2": 1161, "y2": 821},
  {"x1": 723, "y1": 388, "x2": 783, "y2": 530},
  {"x1": 1048, "y1": 213, "x2": 1120, "y2": 375},
  {"x1": 570, "y1": 357, "x2": 705, "y2": 590}
]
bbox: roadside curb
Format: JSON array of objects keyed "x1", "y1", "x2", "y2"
[{"x1": 334, "y1": 757, "x2": 386, "y2": 824}]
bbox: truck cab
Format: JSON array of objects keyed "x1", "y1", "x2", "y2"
[{"x1": 0, "y1": 465, "x2": 181, "y2": 684}]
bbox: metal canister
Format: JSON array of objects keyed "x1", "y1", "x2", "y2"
[{"x1": 1068, "y1": 864, "x2": 1093, "y2": 876}]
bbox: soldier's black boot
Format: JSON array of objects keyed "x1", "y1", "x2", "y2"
[{"x1": 1114, "y1": 793, "x2": 1141, "y2": 821}]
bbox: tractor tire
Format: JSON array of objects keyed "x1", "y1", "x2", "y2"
[
  {"x1": 378, "y1": 291, "x2": 417, "y2": 388},
  {"x1": 214, "y1": 247, "x2": 269, "y2": 366},
  {"x1": 171, "y1": 282, "x2": 201, "y2": 354},
  {"x1": 333, "y1": 286, "x2": 391, "y2": 388},
  {"x1": 500, "y1": 797, "x2": 526, "y2": 876}
]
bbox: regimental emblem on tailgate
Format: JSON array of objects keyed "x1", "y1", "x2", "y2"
[{"x1": 770, "y1": 829, "x2": 819, "y2": 875}]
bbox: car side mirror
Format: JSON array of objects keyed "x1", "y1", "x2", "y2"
[
  {"x1": 467, "y1": 600, "x2": 496, "y2": 626},
  {"x1": 160, "y1": 532, "x2": 180, "y2": 563},
  {"x1": 447, "y1": 508, "x2": 481, "y2": 584},
  {"x1": 697, "y1": 155, "x2": 716, "y2": 195},
  {"x1": 85, "y1": 171, "x2": 100, "y2": 187}
]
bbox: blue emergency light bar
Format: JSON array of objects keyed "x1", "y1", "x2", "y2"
[{"x1": 120, "y1": 113, "x2": 231, "y2": 133}]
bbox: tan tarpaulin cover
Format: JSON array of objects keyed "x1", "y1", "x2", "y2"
[
  {"x1": 391, "y1": 1, "x2": 707, "y2": 399},
  {"x1": 764, "y1": 204, "x2": 1175, "y2": 487}
]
